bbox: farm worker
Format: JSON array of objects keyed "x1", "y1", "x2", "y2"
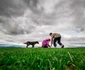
[
  {"x1": 49, "y1": 33, "x2": 64, "y2": 48},
  {"x1": 42, "y1": 38, "x2": 51, "y2": 48}
]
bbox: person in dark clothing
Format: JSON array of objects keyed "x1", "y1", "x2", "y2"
[{"x1": 49, "y1": 33, "x2": 64, "y2": 48}]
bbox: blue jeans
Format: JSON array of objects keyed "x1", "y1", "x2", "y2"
[{"x1": 53, "y1": 37, "x2": 62, "y2": 47}]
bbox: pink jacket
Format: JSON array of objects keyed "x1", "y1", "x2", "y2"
[{"x1": 42, "y1": 39, "x2": 50, "y2": 47}]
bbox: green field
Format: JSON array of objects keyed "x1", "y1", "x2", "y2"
[{"x1": 0, "y1": 48, "x2": 85, "y2": 70}]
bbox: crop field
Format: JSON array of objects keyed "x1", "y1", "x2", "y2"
[{"x1": 0, "y1": 48, "x2": 85, "y2": 70}]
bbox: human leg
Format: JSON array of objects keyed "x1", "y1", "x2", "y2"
[
  {"x1": 53, "y1": 38, "x2": 57, "y2": 47},
  {"x1": 44, "y1": 46, "x2": 48, "y2": 48},
  {"x1": 57, "y1": 37, "x2": 64, "y2": 48}
]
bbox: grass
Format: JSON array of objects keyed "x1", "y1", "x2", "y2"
[{"x1": 0, "y1": 48, "x2": 85, "y2": 70}]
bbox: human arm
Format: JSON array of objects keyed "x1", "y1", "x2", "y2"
[
  {"x1": 46, "y1": 41, "x2": 51, "y2": 47},
  {"x1": 50, "y1": 36, "x2": 53, "y2": 47}
]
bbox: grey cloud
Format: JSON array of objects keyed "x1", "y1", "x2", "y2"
[
  {"x1": 24, "y1": 0, "x2": 43, "y2": 14},
  {"x1": 0, "y1": 0, "x2": 27, "y2": 17},
  {"x1": 24, "y1": 0, "x2": 38, "y2": 7},
  {"x1": 0, "y1": 0, "x2": 85, "y2": 44},
  {"x1": 70, "y1": 0, "x2": 85, "y2": 31}
]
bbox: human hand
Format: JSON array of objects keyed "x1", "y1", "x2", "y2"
[
  {"x1": 49, "y1": 46, "x2": 51, "y2": 48},
  {"x1": 51, "y1": 44, "x2": 52, "y2": 47}
]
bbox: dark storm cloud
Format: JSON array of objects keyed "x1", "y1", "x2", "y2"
[
  {"x1": 0, "y1": 0, "x2": 85, "y2": 45},
  {"x1": 0, "y1": 0, "x2": 85, "y2": 35},
  {"x1": 0, "y1": 0, "x2": 41, "y2": 35},
  {"x1": 0, "y1": 0, "x2": 27, "y2": 17},
  {"x1": 0, "y1": 0, "x2": 12, "y2": 16},
  {"x1": 70, "y1": 0, "x2": 85, "y2": 31},
  {"x1": 24, "y1": 0, "x2": 44, "y2": 14},
  {"x1": 0, "y1": 0, "x2": 31, "y2": 35},
  {"x1": 24, "y1": 0, "x2": 38, "y2": 7}
]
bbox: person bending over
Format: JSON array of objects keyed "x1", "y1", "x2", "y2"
[
  {"x1": 49, "y1": 33, "x2": 64, "y2": 48},
  {"x1": 42, "y1": 38, "x2": 51, "y2": 48}
]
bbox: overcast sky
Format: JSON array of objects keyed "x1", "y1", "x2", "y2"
[{"x1": 0, "y1": 0, "x2": 85, "y2": 46}]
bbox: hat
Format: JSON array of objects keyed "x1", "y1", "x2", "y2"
[{"x1": 47, "y1": 38, "x2": 50, "y2": 41}]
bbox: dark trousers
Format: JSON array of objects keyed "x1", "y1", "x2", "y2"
[
  {"x1": 43, "y1": 46, "x2": 48, "y2": 48},
  {"x1": 53, "y1": 37, "x2": 62, "y2": 47}
]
